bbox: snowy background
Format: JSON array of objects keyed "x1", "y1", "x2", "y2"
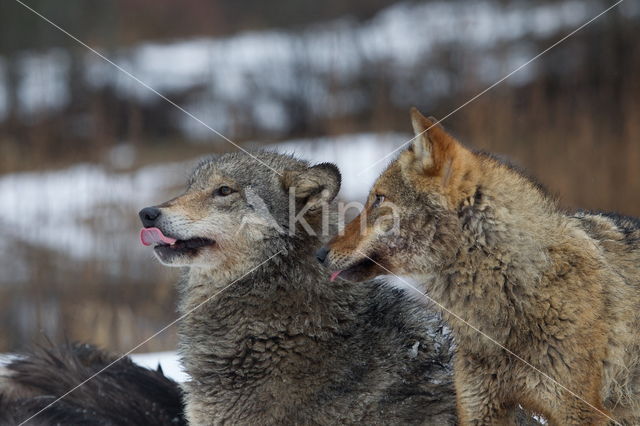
[{"x1": 1, "y1": 0, "x2": 639, "y2": 357}]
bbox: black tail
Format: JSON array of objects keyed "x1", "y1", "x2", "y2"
[{"x1": 0, "y1": 343, "x2": 186, "y2": 426}]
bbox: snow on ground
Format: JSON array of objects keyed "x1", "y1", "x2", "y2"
[
  {"x1": 0, "y1": 160, "x2": 189, "y2": 261},
  {"x1": 129, "y1": 351, "x2": 188, "y2": 383},
  {"x1": 0, "y1": 354, "x2": 17, "y2": 367}
]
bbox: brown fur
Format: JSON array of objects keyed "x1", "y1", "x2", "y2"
[{"x1": 323, "y1": 108, "x2": 640, "y2": 425}]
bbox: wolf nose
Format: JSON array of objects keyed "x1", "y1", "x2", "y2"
[
  {"x1": 139, "y1": 207, "x2": 161, "y2": 227},
  {"x1": 315, "y1": 246, "x2": 330, "y2": 264}
]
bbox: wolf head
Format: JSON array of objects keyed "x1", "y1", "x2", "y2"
[
  {"x1": 320, "y1": 108, "x2": 484, "y2": 281},
  {"x1": 139, "y1": 151, "x2": 340, "y2": 273}
]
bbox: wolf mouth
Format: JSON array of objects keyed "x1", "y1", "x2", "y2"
[
  {"x1": 330, "y1": 256, "x2": 379, "y2": 282},
  {"x1": 154, "y1": 237, "x2": 216, "y2": 255},
  {"x1": 140, "y1": 227, "x2": 216, "y2": 258}
]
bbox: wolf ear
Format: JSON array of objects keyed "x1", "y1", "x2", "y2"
[
  {"x1": 282, "y1": 163, "x2": 341, "y2": 209},
  {"x1": 407, "y1": 107, "x2": 455, "y2": 177}
]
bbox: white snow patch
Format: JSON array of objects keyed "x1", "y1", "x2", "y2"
[
  {"x1": 17, "y1": 49, "x2": 70, "y2": 117},
  {"x1": 0, "y1": 160, "x2": 191, "y2": 261},
  {"x1": 130, "y1": 351, "x2": 188, "y2": 383}
]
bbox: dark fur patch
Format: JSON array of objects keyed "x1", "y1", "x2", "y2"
[
  {"x1": 576, "y1": 209, "x2": 640, "y2": 246},
  {"x1": 0, "y1": 343, "x2": 186, "y2": 426},
  {"x1": 599, "y1": 211, "x2": 640, "y2": 234}
]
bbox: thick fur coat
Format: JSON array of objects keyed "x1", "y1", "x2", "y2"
[
  {"x1": 143, "y1": 152, "x2": 458, "y2": 425},
  {"x1": 322, "y1": 109, "x2": 640, "y2": 425},
  {"x1": 0, "y1": 343, "x2": 186, "y2": 425}
]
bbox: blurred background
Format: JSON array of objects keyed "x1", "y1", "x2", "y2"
[{"x1": 0, "y1": 0, "x2": 638, "y2": 353}]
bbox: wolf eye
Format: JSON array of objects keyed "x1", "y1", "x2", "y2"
[
  {"x1": 372, "y1": 194, "x2": 385, "y2": 208},
  {"x1": 214, "y1": 186, "x2": 234, "y2": 197}
]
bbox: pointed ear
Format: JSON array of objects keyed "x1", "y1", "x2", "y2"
[
  {"x1": 407, "y1": 107, "x2": 454, "y2": 176},
  {"x1": 282, "y1": 163, "x2": 341, "y2": 209}
]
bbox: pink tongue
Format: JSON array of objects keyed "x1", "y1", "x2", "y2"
[
  {"x1": 329, "y1": 271, "x2": 343, "y2": 282},
  {"x1": 140, "y1": 227, "x2": 177, "y2": 246}
]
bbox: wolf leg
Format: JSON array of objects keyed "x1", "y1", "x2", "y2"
[
  {"x1": 454, "y1": 356, "x2": 515, "y2": 426},
  {"x1": 536, "y1": 371, "x2": 611, "y2": 426},
  {"x1": 547, "y1": 395, "x2": 611, "y2": 426}
]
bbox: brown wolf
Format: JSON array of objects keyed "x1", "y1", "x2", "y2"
[{"x1": 319, "y1": 109, "x2": 640, "y2": 425}]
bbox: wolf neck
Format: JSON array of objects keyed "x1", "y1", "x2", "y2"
[
  {"x1": 430, "y1": 162, "x2": 565, "y2": 343},
  {"x1": 177, "y1": 244, "x2": 357, "y2": 397},
  {"x1": 179, "y1": 248, "x2": 346, "y2": 327},
  {"x1": 455, "y1": 159, "x2": 560, "y2": 258}
]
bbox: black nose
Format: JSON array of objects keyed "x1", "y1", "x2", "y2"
[
  {"x1": 139, "y1": 207, "x2": 161, "y2": 227},
  {"x1": 315, "y1": 246, "x2": 330, "y2": 264}
]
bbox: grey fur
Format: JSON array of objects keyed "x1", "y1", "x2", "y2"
[{"x1": 148, "y1": 151, "x2": 458, "y2": 424}]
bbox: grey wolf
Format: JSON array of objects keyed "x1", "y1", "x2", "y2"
[
  {"x1": 0, "y1": 343, "x2": 186, "y2": 425},
  {"x1": 138, "y1": 151, "x2": 458, "y2": 424},
  {"x1": 320, "y1": 109, "x2": 640, "y2": 425}
]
